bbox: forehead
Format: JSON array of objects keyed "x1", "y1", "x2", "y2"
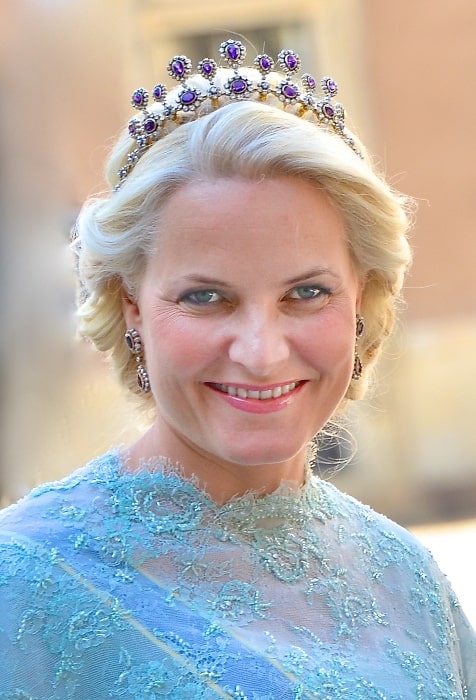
[
  {"x1": 145, "y1": 176, "x2": 353, "y2": 279},
  {"x1": 161, "y1": 176, "x2": 344, "y2": 236}
]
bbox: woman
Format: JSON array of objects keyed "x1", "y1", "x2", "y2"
[{"x1": 0, "y1": 39, "x2": 474, "y2": 698}]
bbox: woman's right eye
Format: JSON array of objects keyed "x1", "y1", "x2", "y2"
[{"x1": 179, "y1": 289, "x2": 222, "y2": 305}]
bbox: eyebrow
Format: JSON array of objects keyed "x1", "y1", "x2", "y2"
[
  {"x1": 177, "y1": 274, "x2": 234, "y2": 288},
  {"x1": 283, "y1": 267, "x2": 341, "y2": 285},
  {"x1": 176, "y1": 267, "x2": 340, "y2": 287}
]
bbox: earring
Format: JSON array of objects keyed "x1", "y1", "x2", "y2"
[
  {"x1": 124, "y1": 328, "x2": 151, "y2": 393},
  {"x1": 352, "y1": 315, "x2": 365, "y2": 380}
]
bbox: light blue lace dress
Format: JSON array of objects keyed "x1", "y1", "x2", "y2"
[{"x1": 0, "y1": 450, "x2": 474, "y2": 699}]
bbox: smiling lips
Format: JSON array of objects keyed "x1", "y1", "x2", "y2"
[{"x1": 209, "y1": 381, "x2": 304, "y2": 400}]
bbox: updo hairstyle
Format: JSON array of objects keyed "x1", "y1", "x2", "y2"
[{"x1": 73, "y1": 67, "x2": 413, "y2": 410}]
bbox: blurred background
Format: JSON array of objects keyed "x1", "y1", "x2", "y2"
[{"x1": 1, "y1": 0, "x2": 475, "y2": 621}]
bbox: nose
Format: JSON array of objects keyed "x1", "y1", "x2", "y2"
[{"x1": 227, "y1": 304, "x2": 290, "y2": 377}]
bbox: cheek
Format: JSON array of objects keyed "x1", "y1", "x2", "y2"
[
  {"x1": 297, "y1": 316, "x2": 355, "y2": 369},
  {"x1": 145, "y1": 317, "x2": 220, "y2": 377}
]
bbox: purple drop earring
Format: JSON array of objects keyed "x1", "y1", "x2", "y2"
[
  {"x1": 124, "y1": 329, "x2": 151, "y2": 393},
  {"x1": 352, "y1": 315, "x2": 365, "y2": 380}
]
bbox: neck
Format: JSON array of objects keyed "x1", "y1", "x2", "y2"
[{"x1": 122, "y1": 423, "x2": 308, "y2": 505}]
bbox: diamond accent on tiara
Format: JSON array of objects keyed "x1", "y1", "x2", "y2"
[{"x1": 115, "y1": 39, "x2": 363, "y2": 190}]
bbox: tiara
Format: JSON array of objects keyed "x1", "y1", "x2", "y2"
[{"x1": 116, "y1": 38, "x2": 362, "y2": 189}]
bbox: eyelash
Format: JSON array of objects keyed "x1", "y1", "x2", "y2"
[
  {"x1": 285, "y1": 285, "x2": 331, "y2": 301},
  {"x1": 179, "y1": 285, "x2": 331, "y2": 307},
  {"x1": 179, "y1": 289, "x2": 223, "y2": 306}
]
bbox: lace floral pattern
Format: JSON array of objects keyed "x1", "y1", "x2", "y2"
[{"x1": 0, "y1": 450, "x2": 474, "y2": 698}]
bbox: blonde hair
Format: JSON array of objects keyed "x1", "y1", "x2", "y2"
[{"x1": 74, "y1": 68, "x2": 412, "y2": 410}]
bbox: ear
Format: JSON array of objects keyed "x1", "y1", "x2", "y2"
[{"x1": 121, "y1": 286, "x2": 142, "y2": 331}]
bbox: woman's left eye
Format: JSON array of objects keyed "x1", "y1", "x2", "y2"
[{"x1": 286, "y1": 285, "x2": 328, "y2": 300}]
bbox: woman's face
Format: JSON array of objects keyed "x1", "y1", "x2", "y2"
[{"x1": 124, "y1": 177, "x2": 362, "y2": 494}]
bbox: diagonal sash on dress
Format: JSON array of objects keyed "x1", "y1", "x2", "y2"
[{"x1": 43, "y1": 536, "x2": 302, "y2": 699}]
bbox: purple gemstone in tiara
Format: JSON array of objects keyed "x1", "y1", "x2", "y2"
[
  {"x1": 286, "y1": 55, "x2": 297, "y2": 70},
  {"x1": 131, "y1": 88, "x2": 148, "y2": 110},
  {"x1": 278, "y1": 49, "x2": 301, "y2": 74},
  {"x1": 220, "y1": 39, "x2": 246, "y2": 66},
  {"x1": 322, "y1": 77, "x2": 338, "y2": 96},
  {"x1": 283, "y1": 83, "x2": 299, "y2": 99},
  {"x1": 302, "y1": 73, "x2": 317, "y2": 92},
  {"x1": 277, "y1": 79, "x2": 300, "y2": 103},
  {"x1": 228, "y1": 44, "x2": 240, "y2": 60},
  {"x1": 153, "y1": 84, "x2": 167, "y2": 102},
  {"x1": 172, "y1": 60, "x2": 185, "y2": 76},
  {"x1": 230, "y1": 78, "x2": 248, "y2": 95},
  {"x1": 179, "y1": 88, "x2": 199, "y2": 107},
  {"x1": 143, "y1": 116, "x2": 158, "y2": 133},
  {"x1": 255, "y1": 54, "x2": 274, "y2": 74},
  {"x1": 322, "y1": 103, "x2": 335, "y2": 119},
  {"x1": 128, "y1": 119, "x2": 140, "y2": 136},
  {"x1": 168, "y1": 55, "x2": 192, "y2": 81},
  {"x1": 116, "y1": 39, "x2": 363, "y2": 190},
  {"x1": 198, "y1": 58, "x2": 217, "y2": 79}
]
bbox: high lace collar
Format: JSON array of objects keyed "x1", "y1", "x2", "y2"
[{"x1": 94, "y1": 450, "x2": 334, "y2": 532}]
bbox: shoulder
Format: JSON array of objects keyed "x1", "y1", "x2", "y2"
[
  {"x1": 316, "y1": 477, "x2": 442, "y2": 573},
  {"x1": 0, "y1": 450, "x2": 121, "y2": 542}
]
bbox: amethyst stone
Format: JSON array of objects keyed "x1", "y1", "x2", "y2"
[
  {"x1": 125, "y1": 334, "x2": 134, "y2": 350},
  {"x1": 201, "y1": 60, "x2": 214, "y2": 76},
  {"x1": 143, "y1": 117, "x2": 158, "y2": 133},
  {"x1": 226, "y1": 43, "x2": 240, "y2": 61},
  {"x1": 303, "y1": 74, "x2": 316, "y2": 90},
  {"x1": 285, "y1": 54, "x2": 297, "y2": 70},
  {"x1": 258, "y1": 55, "x2": 273, "y2": 72},
  {"x1": 230, "y1": 78, "x2": 247, "y2": 95},
  {"x1": 153, "y1": 84, "x2": 166, "y2": 101},
  {"x1": 131, "y1": 89, "x2": 147, "y2": 109},
  {"x1": 322, "y1": 103, "x2": 335, "y2": 119},
  {"x1": 324, "y1": 78, "x2": 337, "y2": 94},
  {"x1": 180, "y1": 89, "x2": 198, "y2": 106},
  {"x1": 128, "y1": 121, "x2": 137, "y2": 136},
  {"x1": 282, "y1": 83, "x2": 299, "y2": 99},
  {"x1": 356, "y1": 316, "x2": 365, "y2": 338},
  {"x1": 172, "y1": 59, "x2": 185, "y2": 77}
]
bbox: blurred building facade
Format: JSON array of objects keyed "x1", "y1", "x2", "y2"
[{"x1": 1, "y1": 0, "x2": 475, "y2": 524}]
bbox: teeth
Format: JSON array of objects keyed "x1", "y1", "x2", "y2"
[{"x1": 216, "y1": 382, "x2": 298, "y2": 400}]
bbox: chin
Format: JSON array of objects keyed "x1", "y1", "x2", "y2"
[{"x1": 217, "y1": 440, "x2": 309, "y2": 470}]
